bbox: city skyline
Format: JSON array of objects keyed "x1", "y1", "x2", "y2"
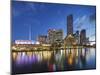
[
  {"x1": 12, "y1": 1, "x2": 96, "y2": 74},
  {"x1": 12, "y1": 1, "x2": 96, "y2": 42}
]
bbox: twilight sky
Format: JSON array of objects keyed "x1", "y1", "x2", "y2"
[{"x1": 12, "y1": 1, "x2": 96, "y2": 42}]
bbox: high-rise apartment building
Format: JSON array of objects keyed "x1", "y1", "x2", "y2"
[
  {"x1": 80, "y1": 29, "x2": 86, "y2": 45},
  {"x1": 48, "y1": 29, "x2": 63, "y2": 44},
  {"x1": 38, "y1": 35, "x2": 47, "y2": 44}
]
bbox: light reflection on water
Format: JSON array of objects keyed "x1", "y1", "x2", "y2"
[{"x1": 12, "y1": 48, "x2": 96, "y2": 74}]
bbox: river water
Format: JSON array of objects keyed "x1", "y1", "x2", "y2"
[{"x1": 12, "y1": 48, "x2": 96, "y2": 74}]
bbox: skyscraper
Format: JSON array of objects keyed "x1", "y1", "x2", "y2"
[
  {"x1": 38, "y1": 35, "x2": 47, "y2": 44},
  {"x1": 67, "y1": 14, "x2": 73, "y2": 35},
  {"x1": 48, "y1": 29, "x2": 63, "y2": 44},
  {"x1": 80, "y1": 29, "x2": 86, "y2": 45}
]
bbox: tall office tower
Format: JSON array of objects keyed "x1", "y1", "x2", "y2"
[
  {"x1": 67, "y1": 14, "x2": 73, "y2": 36},
  {"x1": 38, "y1": 35, "x2": 47, "y2": 44},
  {"x1": 80, "y1": 29, "x2": 86, "y2": 45},
  {"x1": 48, "y1": 29, "x2": 63, "y2": 44}
]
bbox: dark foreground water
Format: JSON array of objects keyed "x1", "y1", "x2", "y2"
[{"x1": 12, "y1": 48, "x2": 96, "y2": 74}]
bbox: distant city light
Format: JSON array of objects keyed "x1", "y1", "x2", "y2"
[
  {"x1": 35, "y1": 41, "x2": 40, "y2": 44},
  {"x1": 15, "y1": 40, "x2": 35, "y2": 44}
]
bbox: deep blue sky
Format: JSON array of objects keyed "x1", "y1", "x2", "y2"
[{"x1": 12, "y1": 1, "x2": 96, "y2": 41}]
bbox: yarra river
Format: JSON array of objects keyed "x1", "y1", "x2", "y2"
[{"x1": 12, "y1": 48, "x2": 96, "y2": 74}]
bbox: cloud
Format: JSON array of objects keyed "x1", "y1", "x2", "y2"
[
  {"x1": 91, "y1": 34, "x2": 95, "y2": 37},
  {"x1": 74, "y1": 17, "x2": 80, "y2": 24},
  {"x1": 89, "y1": 13, "x2": 96, "y2": 23},
  {"x1": 74, "y1": 15, "x2": 88, "y2": 29},
  {"x1": 12, "y1": 2, "x2": 37, "y2": 17},
  {"x1": 26, "y1": 2, "x2": 37, "y2": 12},
  {"x1": 27, "y1": 2, "x2": 47, "y2": 12},
  {"x1": 12, "y1": 8, "x2": 20, "y2": 17}
]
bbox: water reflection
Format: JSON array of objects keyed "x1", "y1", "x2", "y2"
[{"x1": 12, "y1": 48, "x2": 96, "y2": 74}]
